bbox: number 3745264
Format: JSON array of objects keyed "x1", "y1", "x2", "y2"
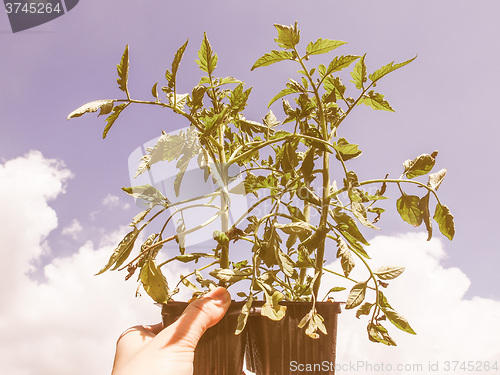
[{"x1": 5, "y1": 2, "x2": 62, "y2": 14}]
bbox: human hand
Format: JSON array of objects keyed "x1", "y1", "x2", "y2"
[{"x1": 111, "y1": 287, "x2": 231, "y2": 375}]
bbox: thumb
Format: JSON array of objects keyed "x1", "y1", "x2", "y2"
[{"x1": 156, "y1": 287, "x2": 231, "y2": 351}]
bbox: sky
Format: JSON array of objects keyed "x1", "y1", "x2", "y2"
[{"x1": 1, "y1": 1, "x2": 500, "y2": 374}]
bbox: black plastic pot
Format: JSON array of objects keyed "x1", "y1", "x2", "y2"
[
  {"x1": 161, "y1": 301, "x2": 246, "y2": 375},
  {"x1": 245, "y1": 301, "x2": 342, "y2": 375}
]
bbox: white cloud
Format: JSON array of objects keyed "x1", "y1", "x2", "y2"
[
  {"x1": 1, "y1": 152, "x2": 499, "y2": 375},
  {"x1": 61, "y1": 218, "x2": 83, "y2": 240},
  {"x1": 325, "y1": 233, "x2": 500, "y2": 374},
  {"x1": 101, "y1": 193, "x2": 131, "y2": 210}
]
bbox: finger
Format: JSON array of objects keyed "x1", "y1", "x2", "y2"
[
  {"x1": 113, "y1": 323, "x2": 162, "y2": 367},
  {"x1": 153, "y1": 287, "x2": 231, "y2": 351}
]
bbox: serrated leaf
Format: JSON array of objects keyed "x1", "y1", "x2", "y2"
[
  {"x1": 274, "y1": 22, "x2": 300, "y2": 49},
  {"x1": 196, "y1": 32, "x2": 218, "y2": 75},
  {"x1": 140, "y1": 259, "x2": 169, "y2": 303},
  {"x1": 267, "y1": 87, "x2": 300, "y2": 108},
  {"x1": 116, "y1": 45, "x2": 129, "y2": 94},
  {"x1": 428, "y1": 169, "x2": 447, "y2": 190},
  {"x1": 369, "y1": 55, "x2": 417, "y2": 83},
  {"x1": 322, "y1": 55, "x2": 360, "y2": 77},
  {"x1": 306, "y1": 38, "x2": 347, "y2": 56},
  {"x1": 403, "y1": 152, "x2": 437, "y2": 178},
  {"x1": 166, "y1": 39, "x2": 188, "y2": 88},
  {"x1": 346, "y1": 281, "x2": 367, "y2": 309},
  {"x1": 96, "y1": 227, "x2": 139, "y2": 275},
  {"x1": 396, "y1": 194, "x2": 423, "y2": 227},
  {"x1": 103, "y1": 103, "x2": 129, "y2": 139},
  {"x1": 122, "y1": 185, "x2": 167, "y2": 207},
  {"x1": 350, "y1": 54, "x2": 367, "y2": 89},
  {"x1": 434, "y1": 203, "x2": 455, "y2": 240},
  {"x1": 67, "y1": 100, "x2": 115, "y2": 119},
  {"x1": 251, "y1": 50, "x2": 294, "y2": 71},
  {"x1": 374, "y1": 266, "x2": 405, "y2": 280},
  {"x1": 358, "y1": 91, "x2": 394, "y2": 112}
]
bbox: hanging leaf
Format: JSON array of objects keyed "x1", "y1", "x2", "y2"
[
  {"x1": 396, "y1": 194, "x2": 423, "y2": 227},
  {"x1": 235, "y1": 295, "x2": 254, "y2": 335},
  {"x1": 380, "y1": 306, "x2": 416, "y2": 335},
  {"x1": 140, "y1": 259, "x2": 169, "y2": 304},
  {"x1": 337, "y1": 237, "x2": 355, "y2": 277},
  {"x1": 306, "y1": 38, "x2": 347, "y2": 56},
  {"x1": 356, "y1": 302, "x2": 374, "y2": 318},
  {"x1": 251, "y1": 50, "x2": 294, "y2": 71},
  {"x1": 196, "y1": 32, "x2": 218, "y2": 75},
  {"x1": 374, "y1": 266, "x2": 405, "y2": 280},
  {"x1": 369, "y1": 55, "x2": 417, "y2": 83},
  {"x1": 428, "y1": 168, "x2": 447, "y2": 190},
  {"x1": 116, "y1": 45, "x2": 130, "y2": 95},
  {"x1": 261, "y1": 290, "x2": 287, "y2": 321},
  {"x1": 333, "y1": 138, "x2": 362, "y2": 161},
  {"x1": 433, "y1": 203, "x2": 455, "y2": 240},
  {"x1": 67, "y1": 100, "x2": 115, "y2": 119},
  {"x1": 96, "y1": 227, "x2": 139, "y2": 275},
  {"x1": 103, "y1": 103, "x2": 129, "y2": 139},
  {"x1": 346, "y1": 281, "x2": 367, "y2": 309},
  {"x1": 419, "y1": 192, "x2": 433, "y2": 240}
]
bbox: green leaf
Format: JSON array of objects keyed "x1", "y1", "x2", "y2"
[
  {"x1": 346, "y1": 281, "x2": 367, "y2": 309},
  {"x1": 374, "y1": 266, "x2": 405, "y2": 280},
  {"x1": 350, "y1": 54, "x2": 367, "y2": 89},
  {"x1": 165, "y1": 39, "x2": 188, "y2": 89},
  {"x1": 140, "y1": 259, "x2": 169, "y2": 303},
  {"x1": 267, "y1": 87, "x2": 299, "y2": 108},
  {"x1": 209, "y1": 268, "x2": 252, "y2": 283},
  {"x1": 196, "y1": 32, "x2": 218, "y2": 75},
  {"x1": 103, "y1": 103, "x2": 129, "y2": 139},
  {"x1": 251, "y1": 50, "x2": 294, "y2": 71},
  {"x1": 433, "y1": 203, "x2": 455, "y2": 240},
  {"x1": 306, "y1": 38, "x2": 347, "y2": 56},
  {"x1": 151, "y1": 82, "x2": 159, "y2": 101},
  {"x1": 122, "y1": 185, "x2": 167, "y2": 207},
  {"x1": 274, "y1": 222, "x2": 312, "y2": 241},
  {"x1": 229, "y1": 84, "x2": 252, "y2": 112},
  {"x1": 274, "y1": 22, "x2": 300, "y2": 49},
  {"x1": 277, "y1": 249, "x2": 297, "y2": 278},
  {"x1": 116, "y1": 45, "x2": 129, "y2": 94},
  {"x1": 337, "y1": 237, "x2": 355, "y2": 277},
  {"x1": 396, "y1": 194, "x2": 423, "y2": 227},
  {"x1": 333, "y1": 208, "x2": 370, "y2": 246},
  {"x1": 403, "y1": 151, "x2": 437, "y2": 179},
  {"x1": 381, "y1": 307, "x2": 416, "y2": 335},
  {"x1": 261, "y1": 290, "x2": 287, "y2": 321},
  {"x1": 213, "y1": 230, "x2": 229, "y2": 248},
  {"x1": 96, "y1": 227, "x2": 139, "y2": 275},
  {"x1": 419, "y1": 192, "x2": 433, "y2": 241},
  {"x1": 356, "y1": 302, "x2": 374, "y2": 318},
  {"x1": 235, "y1": 295, "x2": 254, "y2": 335},
  {"x1": 351, "y1": 201, "x2": 380, "y2": 230},
  {"x1": 67, "y1": 99, "x2": 115, "y2": 119},
  {"x1": 322, "y1": 55, "x2": 360, "y2": 77},
  {"x1": 358, "y1": 90, "x2": 394, "y2": 112},
  {"x1": 369, "y1": 55, "x2": 417, "y2": 83},
  {"x1": 333, "y1": 138, "x2": 362, "y2": 161},
  {"x1": 368, "y1": 323, "x2": 397, "y2": 346},
  {"x1": 219, "y1": 76, "x2": 243, "y2": 85}
]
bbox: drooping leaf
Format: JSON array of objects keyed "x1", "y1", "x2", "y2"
[
  {"x1": 403, "y1": 151, "x2": 437, "y2": 179},
  {"x1": 209, "y1": 268, "x2": 252, "y2": 283},
  {"x1": 130, "y1": 209, "x2": 151, "y2": 227},
  {"x1": 346, "y1": 281, "x2": 367, "y2": 309},
  {"x1": 196, "y1": 32, "x2": 218, "y2": 75},
  {"x1": 67, "y1": 100, "x2": 115, "y2": 119},
  {"x1": 356, "y1": 302, "x2": 374, "y2": 318},
  {"x1": 103, "y1": 102, "x2": 129, "y2": 139},
  {"x1": 419, "y1": 192, "x2": 433, "y2": 240},
  {"x1": 274, "y1": 22, "x2": 300, "y2": 49},
  {"x1": 140, "y1": 259, "x2": 169, "y2": 303},
  {"x1": 298, "y1": 307, "x2": 327, "y2": 339},
  {"x1": 351, "y1": 201, "x2": 380, "y2": 230},
  {"x1": 116, "y1": 45, "x2": 130, "y2": 94},
  {"x1": 350, "y1": 54, "x2": 367, "y2": 89},
  {"x1": 261, "y1": 290, "x2": 287, "y2": 321},
  {"x1": 369, "y1": 55, "x2": 417, "y2": 83},
  {"x1": 277, "y1": 249, "x2": 297, "y2": 278},
  {"x1": 333, "y1": 138, "x2": 362, "y2": 161},
  {"x1": 367, "y1": 322, "x2": 397, "y2": 346},
  {"x1": 433, "y1": 203, "x2": 455, "y2": 240},
  {"x1": 333, "y1": 208, "x2": 370, "y2": 246},
  {"x1": 337, "y1": 237, "x2": 355, "y2": 277},
  {"x1": 396, "y1": 194, "x2": 423, "y2": 227},
  {"x1": 357, "y1": 91, "x2": 394, "y2": 112},
  {"x1": 374, "y1": 266, "x2": 405, "y2": 280},
  {"x1": 306, "y1": 38, "x2": 347, "y2": 56},
  {"x1": 251, "y1": 50, "x2": 294, "y2": 71},
  {"x1": 96, "y1": 227, "x2": 139, "y2": 275},
  {"x1": 380, "y1": 307, "x2": 416, "y2": 335},
  {"x1": 235, "y1": 294, "x2": 254, "y2": 335}
]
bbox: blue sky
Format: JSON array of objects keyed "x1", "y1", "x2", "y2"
[{"x1": 1, "y1": 1, "x2": 500, "y2": 374}]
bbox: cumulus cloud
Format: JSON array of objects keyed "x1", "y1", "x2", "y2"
[
  {"x1": 1, "y1": 152, "x2": 499, "y2": 375},
  {"x1": 61, "y1": 218, "x2": 83, "y2": 240},
  {"x1": 101, "y1": 193, "x2": 130, "y2": 210},
  {"x1": 326, "y1": 233, "x2": 500, "y2": 374}
]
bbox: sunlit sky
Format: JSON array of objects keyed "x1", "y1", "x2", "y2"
[{"x1": 1, "y1": 1, "x2": 500, "y2": 374}]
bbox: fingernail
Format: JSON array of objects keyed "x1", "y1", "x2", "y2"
[{"x1": 204, "y1": 287, "x2": 231, "y2": 305}]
